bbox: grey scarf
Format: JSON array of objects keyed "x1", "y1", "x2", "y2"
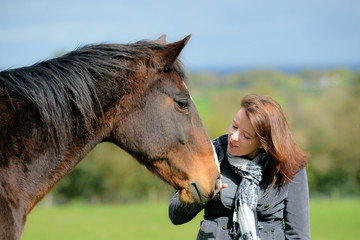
[{"x1": 227, "y1": 151, "x2": 267, "y2": 240}]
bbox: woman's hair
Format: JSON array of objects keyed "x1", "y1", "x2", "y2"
[{"x1": 241, "y1": 94, "x2": 310, "y2": 186}]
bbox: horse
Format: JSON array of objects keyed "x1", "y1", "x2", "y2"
[{"x1": 0, "y1": 35, "x2": 221, "y2": 239}]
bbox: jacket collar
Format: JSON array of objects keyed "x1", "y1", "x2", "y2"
[{"x1": 212, "y1": 134, "x2": 229, "y2": 164}]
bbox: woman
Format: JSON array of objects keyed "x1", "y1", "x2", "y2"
[{"x1": 169, "y1": 94, "x2": 310, "y2": 240}]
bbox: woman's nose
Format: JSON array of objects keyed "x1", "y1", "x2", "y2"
[{"x1": 231, "y1": 131, "x2": 240, "y2": 141}]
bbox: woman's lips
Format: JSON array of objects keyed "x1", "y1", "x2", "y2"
[{"x1": 229, "y1": 142, "x2": 238, "y2": 148}]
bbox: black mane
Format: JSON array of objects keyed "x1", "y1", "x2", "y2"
[{"x1": 0, "y1": 41, "x2": 183, "y2": 150}]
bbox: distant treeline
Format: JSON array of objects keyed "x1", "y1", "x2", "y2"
[{"x1": 49, "y1": 68, "x2": 360, "y2": 204}]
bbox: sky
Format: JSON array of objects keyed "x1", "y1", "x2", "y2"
[{"x1": 1, "y1": 0, "x2": 360, "y2": 72}]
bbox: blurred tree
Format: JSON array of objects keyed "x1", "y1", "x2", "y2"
[{"x1": 51, "y1": 68, "x2": 360, "y2": 203}]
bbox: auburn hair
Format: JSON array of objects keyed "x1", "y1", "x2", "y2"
[{"x1": 241, "y1": 94, "x2": 310, "y2": 186}]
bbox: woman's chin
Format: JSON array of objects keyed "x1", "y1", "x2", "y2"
[{"x1": 227, "y1": 148, "x2": 238, "y2": 156}]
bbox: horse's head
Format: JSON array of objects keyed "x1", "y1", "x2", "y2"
[{"x1": 109, "y1": 35, "x2": 221, "y2": 203}]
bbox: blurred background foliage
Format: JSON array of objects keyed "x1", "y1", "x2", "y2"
[{"x1": 48, "y1": 68, "x2": 360, "y2": 204}]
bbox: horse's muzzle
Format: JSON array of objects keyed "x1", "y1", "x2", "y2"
[{"x1": 188, "y1": 175, "x2": 222, "y2": 203}]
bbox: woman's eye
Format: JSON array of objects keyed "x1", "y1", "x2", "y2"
[
  {"x1": 243, "y1": 134, "x2": 251, "y2": 140},
  {"x1": 232, "y1": 124, "x2": 238, "y2": 129}
]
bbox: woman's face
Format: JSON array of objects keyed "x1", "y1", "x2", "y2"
[{"x1": 227, "y1": 108, "x2": 261, "y2": 159}]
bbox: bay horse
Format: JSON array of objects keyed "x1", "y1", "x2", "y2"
[{"x1": 0, "y1": 35, "x2": 221, "y2": 239}]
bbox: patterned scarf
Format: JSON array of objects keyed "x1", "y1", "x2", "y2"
[{"x1": 227, "y1": 151, "x2": 267, "y2": 240}]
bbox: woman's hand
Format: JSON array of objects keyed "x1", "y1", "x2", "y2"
[{"x1": 220, "y1": 175, "x2": 228, "y2": 189}]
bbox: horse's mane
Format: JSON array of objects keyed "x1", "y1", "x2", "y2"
[{"x1": 0, "y1": 40, "x2": 184, "y2": 150}]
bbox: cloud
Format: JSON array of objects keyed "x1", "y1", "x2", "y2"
[{"x1": 1, "y1": 0, "x2": 360, "y2": 70}]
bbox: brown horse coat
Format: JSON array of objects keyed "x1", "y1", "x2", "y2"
[{"x1": 0, "y1": 35, "x2": 221, "y2": 239}]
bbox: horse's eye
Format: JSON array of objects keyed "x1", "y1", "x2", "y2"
[{"x1": 175, "y1": 100, "x2": 189, "y2": 112}]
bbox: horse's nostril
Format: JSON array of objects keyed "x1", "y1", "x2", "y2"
[{"x1": 189, "y1": 181, "x2": 202, "y2": 203}]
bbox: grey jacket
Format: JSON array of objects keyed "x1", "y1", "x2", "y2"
[{"x1": 169, "y1": 134, "x2": 310, "y2": 240}]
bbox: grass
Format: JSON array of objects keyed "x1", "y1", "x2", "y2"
[
  {"x1": 310, "y1": 198, "x2": 360, "y2": 240},
  {"x1": 21, "y1": 199, "x2": 360, "y2": 240},
  {"x1": 21, "y1": 203, "x2": 202, "y2": 240}
]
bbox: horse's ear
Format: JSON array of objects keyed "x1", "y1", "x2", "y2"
[
  {"x1": 155, "y1": 34, "x2": 167, "y2": 44},
  {"x1": 156, "y1": 34, "x2": 191, "y2": 70}
]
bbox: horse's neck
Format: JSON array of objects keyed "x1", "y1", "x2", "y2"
[
  {"x1": 0, "y1": 117, "x2": 111, "y2": 238},
  {"x1": 26, "y1": 117, "x2": 112, "y2": 212}
]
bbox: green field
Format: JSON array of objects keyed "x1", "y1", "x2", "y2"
[{"x1": 21, "y1": 199, "x2": 360, "y2": 240}]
